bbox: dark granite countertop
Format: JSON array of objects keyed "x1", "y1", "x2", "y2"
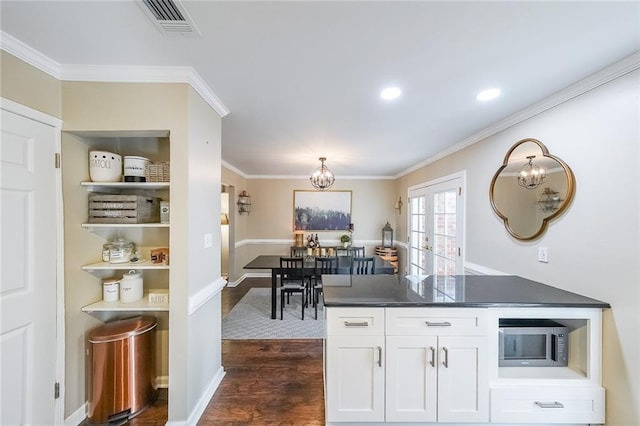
[{"x1": 322, "y1": 275, "x2": 610, "y2": 308}]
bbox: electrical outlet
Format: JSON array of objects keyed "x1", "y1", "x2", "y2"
[{"x1": 538, "y1": 247, "x2": 549, "y2": 263}]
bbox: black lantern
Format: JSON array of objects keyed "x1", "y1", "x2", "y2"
[{"x1": 382, "y1": 222, "x2": 393, "y2": 248}]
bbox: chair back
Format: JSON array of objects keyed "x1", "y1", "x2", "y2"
[
  {"x1": 290, "y1": 246, "x2": 307, "y2": 257},
  {"x1": 351, "y1": 257, "x2": 375, "y2": 275},
  {"x1": 315, "y1": 256, "x2": 338, "y2": 277},
  {"x1": 349, "y1": 246, "x2": 365, "y2": 257},
  {"x1": 280, "y1": 257, "x2": 305, "y2": 285},
  {"x1": 335, "y1": 247, "x2": 350, "y2": 256}
]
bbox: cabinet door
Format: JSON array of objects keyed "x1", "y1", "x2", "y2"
[
  {"x1": 325, "y1": 335, "x2": 385, "y2": 422},
  {"x1": 386, "y1": 336, "x2": 438, "y2": 422},
  {"x1": 437, "y1": 335, "x2": 489, "y2": 423}
]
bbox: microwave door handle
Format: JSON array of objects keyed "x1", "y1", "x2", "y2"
[{"x1": 551, "y1": 333, "x2": 558, "y2": 362}]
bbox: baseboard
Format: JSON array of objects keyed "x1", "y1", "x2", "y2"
[
  {"x1": 464, "y1": 261, "x2": 509, "y2": 276},
  {"x1": 65, "y1": 403, "x2": 86, "y2": 426},
  {"x1": 186, "y1": 366, "x2": 225, "y2": 426}
]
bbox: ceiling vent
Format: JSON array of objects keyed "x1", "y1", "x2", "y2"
[{"x1": 138, "y1": 0, "x2": 200, "y2": 37}]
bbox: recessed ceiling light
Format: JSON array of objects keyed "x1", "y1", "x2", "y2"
[
  {"x1": 380, "y1": 87, "x2": 402, "y2": 101},
  {"x1": 476, "y1": 88, "x2": 501, "y2": 101}
]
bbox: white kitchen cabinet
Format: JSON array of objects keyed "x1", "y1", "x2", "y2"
[
  {"x1": 385, "y1": 308, "x2": 489, "y2": 423},
  {"x1": 325, "y1": 335, "x2": 386, "y2": 422},
  {"x1": 325, "y1": 308, "x2": 386, "y2": 422},
  {"x1": 326, "y1": 307, "x2": 488, "y2": 423}
]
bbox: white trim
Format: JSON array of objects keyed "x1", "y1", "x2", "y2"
[
  {"x1": 0, "y1": 31, "x2": 62, "y2": 78},
  {"x1": 2, "y1": 97, "x2": 66, "y2": 425},
  {"x1": 246, "y1": 174, "x2": 396, "y2": 180},
  {"x1": 464, "y1": 261, "x2": 510, "y2": 276},
  {"x1": 185, "y1": 366, "x2": 225, "y2": 426},
  {"x1": 222, "y1": 160, "x2": 249, "y2": 179},
  {"x1": 64, "y1": 403, "x2": 86, "y2": 426},
  {"x1": 407, "y1": 170, "x2": 466, "y2": 192},
  {"x1": 188, "y1": 277, "x2": 226, "y2": 315},
  {"x1": 234, "y1": 238, "x2": 386, "y2": 249},
  {"x1": 0, "y1": 97, "x2": 62, "y2": 127},
  {"x1": 396, "y1": 51, "x2": 640, "y2": 179},
  {"x1": 156, "y1": 375, "x2": 169, "y2": 388},
  {"x1": 0, "y1": 31, "x2": 229, "y2": 118}
]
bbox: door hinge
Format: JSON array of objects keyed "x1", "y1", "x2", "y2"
[
  {"x1": 458, "y1": 187, "x2": 462, "y2": 196},
  {"x1": 55, "y1": 153, "x2": 61, "y2": 169},
  {"x1": 458, "y1": 247, "x2": 461, "y2": 256},
  {"x1": 54, "y1": 382, "x2": 60, "y2": 399}
]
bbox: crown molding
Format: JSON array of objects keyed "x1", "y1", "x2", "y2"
[
  {"x1": 1, "y1": 30, "x2": 229, "y2": 118},
  {"x1": 246, "y1": 174, "x2": 396, "y2": 180},
  {"x1": 222, "y1": 160, "x2": 249, "y2": 179},
  {"x1": 1, "y1": 31, "x2": 62, "y2": 78},
  {"x1": 396, "y1": 51, "x2": 640, "y2": 179}
]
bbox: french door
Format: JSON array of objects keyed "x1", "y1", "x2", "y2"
[{"x1": 408, "y1": 174, "x2": 464, "y2": 277}]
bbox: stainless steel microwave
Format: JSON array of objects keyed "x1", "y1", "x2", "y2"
[{"x1": 498, "y1": 319, "x2": 568, "y2": 367}]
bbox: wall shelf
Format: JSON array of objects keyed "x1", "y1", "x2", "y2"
[
  {"x1": 81, "y1": 223, "x2": 169, "y2": 231},
  {"x1": 82, "y1": 260, "x2": 169, "y2": 271},
  {"x1": 81, "y1": 297, "x2": 169, "y2": 313},
  {"x1": 81, "y1": 181, "x2": 170, "y2": 191}
]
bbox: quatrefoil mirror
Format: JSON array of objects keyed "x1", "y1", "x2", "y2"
[{"x1": 490, "y1": 138, "x2": 576, "y2": 241}]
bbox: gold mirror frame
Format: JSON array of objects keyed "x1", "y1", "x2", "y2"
[{"x1": 489, "y1": 138, "x2": 576, "y2": 241}]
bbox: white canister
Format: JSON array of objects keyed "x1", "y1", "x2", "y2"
[
  {"x1": 123, "y1": 156, "x2": 150, "y2": 182},
  {"x1": 120, "y1": 270, "x2": 143, "y2": 303},
  {"x1": 102, "y1": 277, "x2": 120, "y2": 302},
  {"x1": 89, "y1": 151, "x2": 122, "y2": 182}
]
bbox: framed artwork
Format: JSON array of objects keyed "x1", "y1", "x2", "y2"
[{"x1": 293, "y1": 190, "x2": 352, "y2": 231}]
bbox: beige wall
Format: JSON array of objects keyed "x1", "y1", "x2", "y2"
[
  {"x1": 1, "y1": 51, "x2": 62, "y2": 118},
  {"x1": 229, "y1": 178, "x2": 397, "y2": 279},
  {"x1": 184, "y1": 87, "x2": 223, "y2": 417},
  {"x1": 60, "y1": 81, "x2": 224, "y2": 423},
  {"x1": 396, "y1": 70, "x2": 640, "y2": 426}
]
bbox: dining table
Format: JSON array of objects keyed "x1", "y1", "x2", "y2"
[{"x1": 243, "y1": 254, "x2": 396, "y2": 319}]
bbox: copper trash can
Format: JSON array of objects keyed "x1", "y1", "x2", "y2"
[{"x1": 87, "y1": 315, "x2": 158, "y2": 424}]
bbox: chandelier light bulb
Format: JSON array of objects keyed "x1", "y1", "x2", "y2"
[{"x1": 309, "y1": 157, "x2": 335, "y2": 191}]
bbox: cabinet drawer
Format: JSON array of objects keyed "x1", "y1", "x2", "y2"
[
  {"x1": 326, "y1": 307, "x2": 385, "y2": 335},
  {"x1": 491, "y1": 386, "x2": 605, "y2": 424},
  {"x1": 386, "y1": 308, "x2": 488, "y2": 336}
]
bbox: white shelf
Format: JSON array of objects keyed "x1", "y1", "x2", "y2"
[
  {"x1": 82, "y1": 222, "x2": 169, "y2": 230},
  {"x1": 82, "y1": 260, "x2": 169, "y2": 271},
  {"x1": 497, "y1": 366, "x2": 588, "y2": 381},
  {"x1": 81, "y1": 181, "x2": 169, "y2": 190},
  {"x1": 81, "y1": 297, "x2": 169, "y2": 312}
]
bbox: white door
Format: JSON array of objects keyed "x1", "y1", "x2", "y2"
[
  {"x1": 437, "y1": 336, "x2": 489, "y2": 423},
  {"x1": 386, "y1": 335, "x2": 437, "y2": 422},
  {"x1": 408, "y1": 174, "x2": 464, "y2": 277},
  {"x1": 1, "y1": 105, "x2": 61, "y2": 424},
  {"x1": 325, "y1": 335, "x2": 385, "y2": 422}
]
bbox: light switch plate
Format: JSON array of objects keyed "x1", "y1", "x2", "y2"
[
  {"x1": 538, "y1": 247, "x2": 549, "y2": 263},
  {"x1": 204, "y1": 233, "x2": 213, "y2": 248}
]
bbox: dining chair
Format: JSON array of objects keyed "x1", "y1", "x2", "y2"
[
  {"x1": 335, "y1": 247, "x2": 350, "y2": 256},
  {"x1": 351, "y1": 256, "x2": 375, "y2": 275},
  {"x1": 349, "y1": 246, "x2": 365, "y2": 257},
  {"x1": 290, "y1": 246, "x2": 307, "y2": 257},
  {"x1": 279, "y1": 257, "x2": 307, "y2": 320},
  {"x1": 313, "y1": 256, "x2": 338, "y2": 319}
]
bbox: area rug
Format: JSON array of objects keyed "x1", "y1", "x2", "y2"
[{"x1": 222, "y1": 288, "x2": 325, "y2": 339}]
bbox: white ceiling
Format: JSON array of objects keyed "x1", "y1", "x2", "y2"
[{"x1": 2, "y1": 1, "x2": 639, "y2": 178}]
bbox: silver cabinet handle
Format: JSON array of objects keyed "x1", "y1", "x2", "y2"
[
  {"x1": 442, "y1": 347, "x2": 449, "y2": 368},
  {"x1": 425, "y1": 321, "x2": 452, "y2": 327},
  {"x1": 377, "y1": 346, "x2": 383, "y2": 367},
  {"x1": 344, "y1": 321, "x2": 369, "y2": 327},
  {"x1": 535, "y1": 401, "x2": 564, "y2": 409},
  {"x1": 428, "y1": 346, "x2": 435, "y2": 367}
]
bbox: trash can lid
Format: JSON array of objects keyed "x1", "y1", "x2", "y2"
[{"x1": 88, "y1": 315, "x2": 157, "y2": 343}]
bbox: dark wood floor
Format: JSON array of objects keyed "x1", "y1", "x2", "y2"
[{"x1": 127, "y1": 277, "x2": 324, "y2": 425}]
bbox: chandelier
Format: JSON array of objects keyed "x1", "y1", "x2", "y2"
[
  {"x1": 309, "y1": 157, "x2": 335, "y2": 191},
  {"x1": 518, "y1": 155, "x2": 546, "y2": 189}
]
